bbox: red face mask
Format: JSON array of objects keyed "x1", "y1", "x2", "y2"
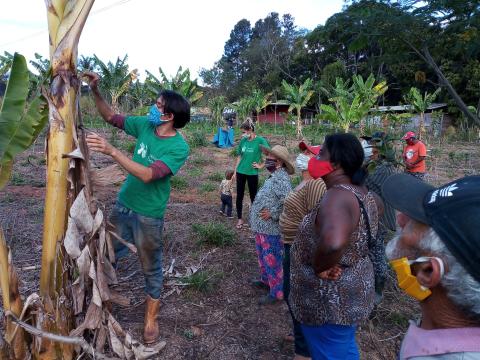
[{"x1": 308, "y1": 157, "x2": 334, "y2": 179}]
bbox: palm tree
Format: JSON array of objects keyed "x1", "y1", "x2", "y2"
[
  {"x1": 404, "y1": 87, "x2": 441, "y2": 139},
  {"x1": 282, "y1": 78, "x2": 314, "y2": 138},
  {"x1": 145, "y1": 66, "x2": 203, "y2": 105}
]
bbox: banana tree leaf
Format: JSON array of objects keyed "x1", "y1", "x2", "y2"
[
  {"x1": 0, "y1": 53, "x2": 49, "y2": 190},
  {"x1": 0, "y1": 53, "x2": 30, "y2": 159}
]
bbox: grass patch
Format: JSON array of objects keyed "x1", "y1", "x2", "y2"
[
  {"x1": 188, "y1": 168, "x2": 203, "y2": 177},
  {"x1": 190, "y1": 155, "x2": 209, "y2": 166},
  {"x1": 171, "y1": 176, "x2": 188, "y2": 190},
  {"x1": 188, "y1": 130, "x2": 209, "y2": 148},
  {"x1": 207, "y1": 172, "x2": 224, "y2": 182},
  {"x1": 199, "y1": 182, "x2": 216, "y2": 193},
  {"x1": 181, "y1": 270, "x2": 218, "y2": 293},
  {"x1": 10, "y1": 172, "x2": 28, "y2": 185},
  {"x1": 192, "y1": 222, "x2": 236, "y2": 247}
]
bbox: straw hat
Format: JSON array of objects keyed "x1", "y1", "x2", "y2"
[{"x1": 261, "y1": 145, "x2": 295, "y2": 175}]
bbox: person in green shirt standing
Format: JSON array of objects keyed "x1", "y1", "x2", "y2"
[
  {"x1": 233, "y1": 118, "x2": 270, "y2": 229},
  {"x1": 83, "y1": 72, "x2": 190, "y2": 344}
]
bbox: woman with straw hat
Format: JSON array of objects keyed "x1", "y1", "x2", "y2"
[{"x1": 249, "y1": 145, "x2": 293, "y2": 305}]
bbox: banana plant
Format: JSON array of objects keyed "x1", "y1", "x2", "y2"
[
  {"x1": 351, "y1": 74, "x2": 388, "y2": 135},
  {"x1": 94, "y1": 54, "x2": 137, "y2": 112},
  {"x1": 146, "y1": 66, "x2": 204, "y2": 105},
  {"x1": 0, "y1": 52, "x2": 14, "y2": 79},
  {"x1": 250, "y1": 89, "x2": 272, "y2": 129},
  {"x1": 0, "y1": 53, "x2": 48, "y2": 189},
  {"x1": 232, "y1": 96, "x2": 255, "y2": 124},
  {"x1": 282, "y1": 78, "x2": 314, "y2": 138},
  {"x1": 320, "y1": 94, "x2": 371, "y2": 133},
  {"x1": 404, "y1": 87, "x2": 441, "y2": 139},
  {"x1": 208, "y1": 96, "x2": 227, "y2": 127}
]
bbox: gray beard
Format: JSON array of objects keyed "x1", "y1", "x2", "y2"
[{"x1": 385, "y1": 228, "x2": 423, "y2": 260}]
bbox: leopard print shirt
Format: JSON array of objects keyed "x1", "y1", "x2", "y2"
[{"x1": 289, "y1": 184, "x2": 379, "y2": 326}]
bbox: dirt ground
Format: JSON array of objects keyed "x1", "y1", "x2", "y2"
[{"x1": 0, "y1": 130, "x2": 479, "y2": 359}]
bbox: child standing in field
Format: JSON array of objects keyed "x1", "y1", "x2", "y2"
[{"x1": 219, "y1": 170, "x2": 234, "y2": 218}]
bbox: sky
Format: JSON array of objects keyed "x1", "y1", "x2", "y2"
[{"x1": 0, "y1": 0, "x2": 344, "y2": 81}]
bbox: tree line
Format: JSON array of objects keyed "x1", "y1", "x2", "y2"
[{"x1": 200, "y1": 0, "x2": 480, "y2": 126}]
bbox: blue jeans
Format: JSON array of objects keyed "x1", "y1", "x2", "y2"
[
  {"x1": 301, "y1": 323, "x2": 359, "y2": 360},
  {"x1": 110, "y1": 202, "x2": 164, "y2": 299}
]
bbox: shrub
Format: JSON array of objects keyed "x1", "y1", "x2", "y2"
[
  {"x1": 199, "y1": 182, "x2": 216, "y2": 193},
  {"x1": 171, "y1": 176, "x2": 188, "y2": 190},
  {"x1": 188, "y1": 130, "x2": 209, "y2": 148},
  {"x1": 192, "y1": 222, "x2": 236, "y2": 247}
]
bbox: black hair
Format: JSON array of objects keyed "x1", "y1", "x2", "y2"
[
  {"x1": 240, "y1": 118, "x2": 255, "y2": 132},
  {"x1": 157, "y1": 90, "x2": 190, "y2": 129},
  {"x1": 225, "y1": 170, "x2": 234, "y2": 180},
  {"x1": 324, "y1": 133, "x2": 367, "y2": 185}
]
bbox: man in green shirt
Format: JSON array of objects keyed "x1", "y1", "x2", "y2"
[{"x1": 84, "y1": 72, "x2": 190, "y2": 344}]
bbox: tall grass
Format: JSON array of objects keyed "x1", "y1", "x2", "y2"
[{"x1": 192, "y1": 222, "x2": 236, "y2": 247}]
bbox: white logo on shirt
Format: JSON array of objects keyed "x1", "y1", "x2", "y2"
[
  {"x1": 137, "y1": 143, "x2": 148, "y2": 158},
  {"x1": 428, "y1": 183, "x2": 458, "y2": 204},
  {"x1": 406, "y1": 149, "x2": 415, "y2": 160}
]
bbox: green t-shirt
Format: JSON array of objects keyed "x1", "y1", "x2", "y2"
[
  {"x1": 118, "y1": 116, "x2": 189, "y2": 218},
  {"x1": 235, "y1": 135, "x2": 270, "y2": 176}
]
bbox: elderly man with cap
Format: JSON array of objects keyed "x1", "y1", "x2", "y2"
[
  {"x1": 250, "y1": 145, "x2": 294, "y2": 305},
  {"x1": 382, "y1": 174, "x2": 480, "y2": 359},
  {"x1": 402, "y1": 131, "x2": 427, "y2": 180}
]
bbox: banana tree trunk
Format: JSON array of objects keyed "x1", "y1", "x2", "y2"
[
  {"x1": 418, "y1": 112, "x2": 425, "y2": 140},
  {"x1": 38, "y1": 1, "x2": 95, "y2": 358},
  {"x1": 0, "y1": 228, "x2": 27, "y2": 359},
  {"x1": 296, "y1": 110, "x2": 303, "y2": 139}
]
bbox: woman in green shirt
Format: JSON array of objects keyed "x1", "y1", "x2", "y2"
[{"x1": 233, "y1": 119, "x2": 270, "y2": 229}]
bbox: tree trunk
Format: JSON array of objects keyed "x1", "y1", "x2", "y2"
[{"x1": 422, "y1": 47, "x2": 480, "y2": 127}]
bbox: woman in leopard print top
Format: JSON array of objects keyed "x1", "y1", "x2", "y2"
[{"x1": 289, "y1": 133, "x2": 384, "y2": 360}]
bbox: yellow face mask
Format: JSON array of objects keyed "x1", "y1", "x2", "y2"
[{"x1": 389, "y1": 257, "x2": 445, "y2": 301}]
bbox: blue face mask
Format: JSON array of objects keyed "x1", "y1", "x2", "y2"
[{"x1": 148, "y1": 105, "x2": 170, "y2": 126}]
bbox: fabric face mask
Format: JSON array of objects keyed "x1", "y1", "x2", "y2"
[
  {"x1": 389, "y1": 256, "x2": 445, "y2": 301},
  {"x1": 148, "y1": 105, "x2": 169, "y2": 126},
  {"x1": 265, "y1": 159, "x2": 277, "y2": 173},
  {"x1": 295, "y1": 153, "x2": 310, "y2": 171},
  {"x1": 308, "y1": 158, "x2": 334, "y2": 179}
]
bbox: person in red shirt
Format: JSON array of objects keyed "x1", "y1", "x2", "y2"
[{"x1": 402, "y1": 131, "x2": 427, "y2": 180}]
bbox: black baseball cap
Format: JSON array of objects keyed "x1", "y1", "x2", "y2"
[{"x1": 382, "y1": 174, "x2": 480, "y2": 283}]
